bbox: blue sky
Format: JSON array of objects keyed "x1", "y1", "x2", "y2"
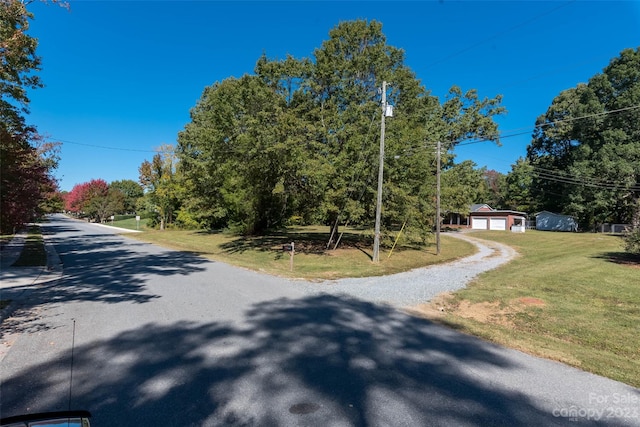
[{"x1": 26, "y1": 1, "x2": 640, "y2": 191}]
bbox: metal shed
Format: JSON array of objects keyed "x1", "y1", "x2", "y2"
[{"x1": 534, "y1": 211, "x2": 578, "y2": 232}]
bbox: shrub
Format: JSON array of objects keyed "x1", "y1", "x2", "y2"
[
  {"x1": 175, "y1": 208, "x2": 203, "y2": 230},
  {"x1": 623, "y1": 227, "x2": 640, "y2": 255}
]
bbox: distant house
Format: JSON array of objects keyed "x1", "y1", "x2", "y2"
[
  {"x1": 443, "y1": 204, "x2": 493, "y2": 227},
  {"x1": 469, "y1": 204, "x2": 527, "y2": 232},
  {"x1": 534, "y1": 211, "x2": 578, "y2": 232}
]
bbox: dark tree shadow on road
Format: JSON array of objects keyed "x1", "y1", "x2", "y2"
[
  {"x1": 1, "y1": 225, "x2": 209, "y2": 338},
  {"x1": 1, "y1": 295, "x2": 574, "y2": 426}
]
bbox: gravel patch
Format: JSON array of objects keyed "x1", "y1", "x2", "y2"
[{"x1": 300, "y1": 232, "x2": 517, "y2": 307}]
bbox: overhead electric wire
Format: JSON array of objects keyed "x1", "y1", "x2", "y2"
[
  {"x1": 43, "y1": 0, "x2": 613, "y2": 162},
  {"x1": 56, "y1": 138, "x2": 161, "y2": 153},
  {"x1": 530, "y1": 168, "x2": 640, "y2": 192},
  {"x1": 456, "y1": 104, "x2": 640, "y2": 147},
  {"x1": 383, "y1": 102, "x2": 640, "y2": 193},
  {"x1": 51, "y1": 99, "x2": 640, "y2": 179},
  {"x1": 529, "y1": 164, "x2": 640, "y2": 188},
  {"x1": 489, "y1": 54, "x2": 616, "y2": 91},
  {"x1": 426, "y1": 0, "x2": 575, "y2": 68},
  {"x1": 388, "y1": 102, "x2": 640, "y2": 158}
]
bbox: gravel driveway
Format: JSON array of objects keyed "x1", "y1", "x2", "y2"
[{"x1": 302, "y1": 232, "x2": 517, "y2": 307}]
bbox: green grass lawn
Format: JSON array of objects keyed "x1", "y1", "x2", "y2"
[
  {"x1": 415, "y1": 230, "x2": 640, "y2": 388},
  {"x1": 128, "y1": 226, "x2": 474, "y2": 280},
  {"x1": 109, "y1": 217, "x2": 149, "y2": 231}
]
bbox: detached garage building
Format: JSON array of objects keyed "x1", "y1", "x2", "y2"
[{"x1": 469, "y1": 204, "x2": 527, "y2": 232}]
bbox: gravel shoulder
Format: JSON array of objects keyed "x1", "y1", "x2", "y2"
[{"x1": 301, "y1": 232, "x2": 518, "y2": 307}]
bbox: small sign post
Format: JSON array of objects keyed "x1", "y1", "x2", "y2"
[
  {"x1": 136, "y1": 215, "x2": 141, "y2": 230},
  {"x1": 282, "y1": 242, "x2": 295, "y2": 271}
]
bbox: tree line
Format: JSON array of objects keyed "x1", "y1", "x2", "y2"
[
  {"x1": 526, "y1": 47, "x2": 640, "y2": 231},
  {"x1": 92, "y1": 24, "x2": 640, "y2": 253},
  {"x1": 169, "y1": 20, "x2": 504, "y2": 242},
  {"x1": 63, "y1": 178, "x2": 143, "y2": 223},
  {"x1": 3, "y1": 2, "x2": 638, "y2": 254}
]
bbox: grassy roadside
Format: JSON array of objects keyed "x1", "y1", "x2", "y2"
[
  {"x1": 1, "y1": 233, "x2": 15, "y2": 311},
  {"x1": 1, "y1": 225, "x2": 47, "y2": 311},
  {"x1": 109, "y1": 217, "x2": 149, "y2": 231},
  {"x1": 128, "y1": 226, "x2": 475, "y2": 280},
  {"x1": 12, "y1": 225, "x2": 47, "y2": 267},
  {"x1": 0, "y1": 235, "x2": 12, "y2": 250},
  {"x1": 409, "y1": 230, "x2": 640, "y2": 388}
]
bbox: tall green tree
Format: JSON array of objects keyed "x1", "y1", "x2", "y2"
[
  {"x1": 177, "y1": 20, "x2": 505, "y2": 240},
  {"x1": 304, "y1": 20, "x2": 425, "y2": 239},
  {"x1": 139, "y1": 145, "x2": 181, "y2": 230},
  {"x1": 503, "y1": 158, "x2": 535, "y2": 213},
  {"x1": 109, "y1": 179, "x2": 143, "y2": 214},
  {"x1": 441, "y1": 160, "x2": 486, "y2": 219},
  {"x1": 89, "y1": 186, "x2": 124, "y2": 222},
  {"x1": 178, "y1": 75, "x2": 303, "y2": 233},
  {"x1": 1, "y1": 0, "x2": 41, "y2": 131},
  {"x1": 527, "y1": 48, "x2": 640, "y2": 229},
  {"x1": 482, "y1": 169, "x2": 506, "y2": 208}
]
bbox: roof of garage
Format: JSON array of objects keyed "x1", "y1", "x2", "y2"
[{"x1": 469, "y1": 209, "x2": 527, "y2": 217}]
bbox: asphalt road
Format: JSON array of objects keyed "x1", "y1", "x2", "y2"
[{"x1": 1, "y1": 214, "x2": 638, "y2": 426}]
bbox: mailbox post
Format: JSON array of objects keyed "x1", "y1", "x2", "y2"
[{"x1": 282, "y1": 242, "x2": 295, "y2": 271}]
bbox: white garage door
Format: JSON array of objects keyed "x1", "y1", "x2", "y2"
[
  {"x1": 490, "y1": 218, "x2": 507, "y2": 230},
  {"x1": 472, "y1": 217, "x2": 488, "y2": 230}
]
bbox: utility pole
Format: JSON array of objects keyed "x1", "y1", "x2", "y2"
[
  {"x1": 436, "y1": 140, "x2": 441, "y2": 255},
  {"x1": 373, "y1": 81, "x2": 386, "y2": 263}
]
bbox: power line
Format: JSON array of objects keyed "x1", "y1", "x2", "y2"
[
  {"x1": 426, "y1": 1, "x2": 575, "y2": 69},
  {"x1": 530, "y1": 168, "x2": 640, "y2": 192},
  {"x1": 48, "y1": 101, "x2": 640, "y2": 161},
  {"x1": 387, "y1": 103, "x2": 640, "y2": 157},
  {"x1": 486, "y1": 54, "x2": 614, "y2": 92},
  {"x1": 37, "y1": 0, "x2": 620, "y2": 165},
  {"x1": 453, "y1": 104, "x2": 640, "y2": 192},
  {"x1": 529, "y1": 164, "x2": 639, "y2": 188},
  {"x1": 455, "y1": 103, "x2": 640, "y2": 147},
  {"x1": 56, "y1": 139, "x2": 161, "y2": 153}
]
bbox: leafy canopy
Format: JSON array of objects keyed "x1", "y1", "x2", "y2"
[
  {"x1": 177, "y1": 20, "x2": 504, "y2": 237},
  {"x1": 527, "y1": 47, "x2": 640, "y2": 230},
  {"x1": 1, "y1": 0, "x2": 61, "y2": 233}
]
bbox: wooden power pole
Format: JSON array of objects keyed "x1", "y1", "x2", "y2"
[
  {"x1": 436, "y1": 140, "x2": 441, "y2": 255},
  {"x1": 373, "y1": 81, "x2": 387, "y2": 263}
]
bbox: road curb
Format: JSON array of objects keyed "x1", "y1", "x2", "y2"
[
  {"x1": 0, "y1": 224, "x2": 63, "y2": 325},
  {"x1": 0, "y1": 231, "x2": 27, "y2": 270}
]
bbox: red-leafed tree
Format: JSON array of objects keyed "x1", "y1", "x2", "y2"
[
  {"x1": 65, "y1": 179, "x2": 109, "y2": 221},
  {"x1": 1, "y1": 127, "x2": 60, "y2": 233},
  {"x1": 482, "y1": 169, "x2": 506, "y2": 208},
  {"x1": 0, "y1": 0, "x2": 64, "y2": 233}
]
